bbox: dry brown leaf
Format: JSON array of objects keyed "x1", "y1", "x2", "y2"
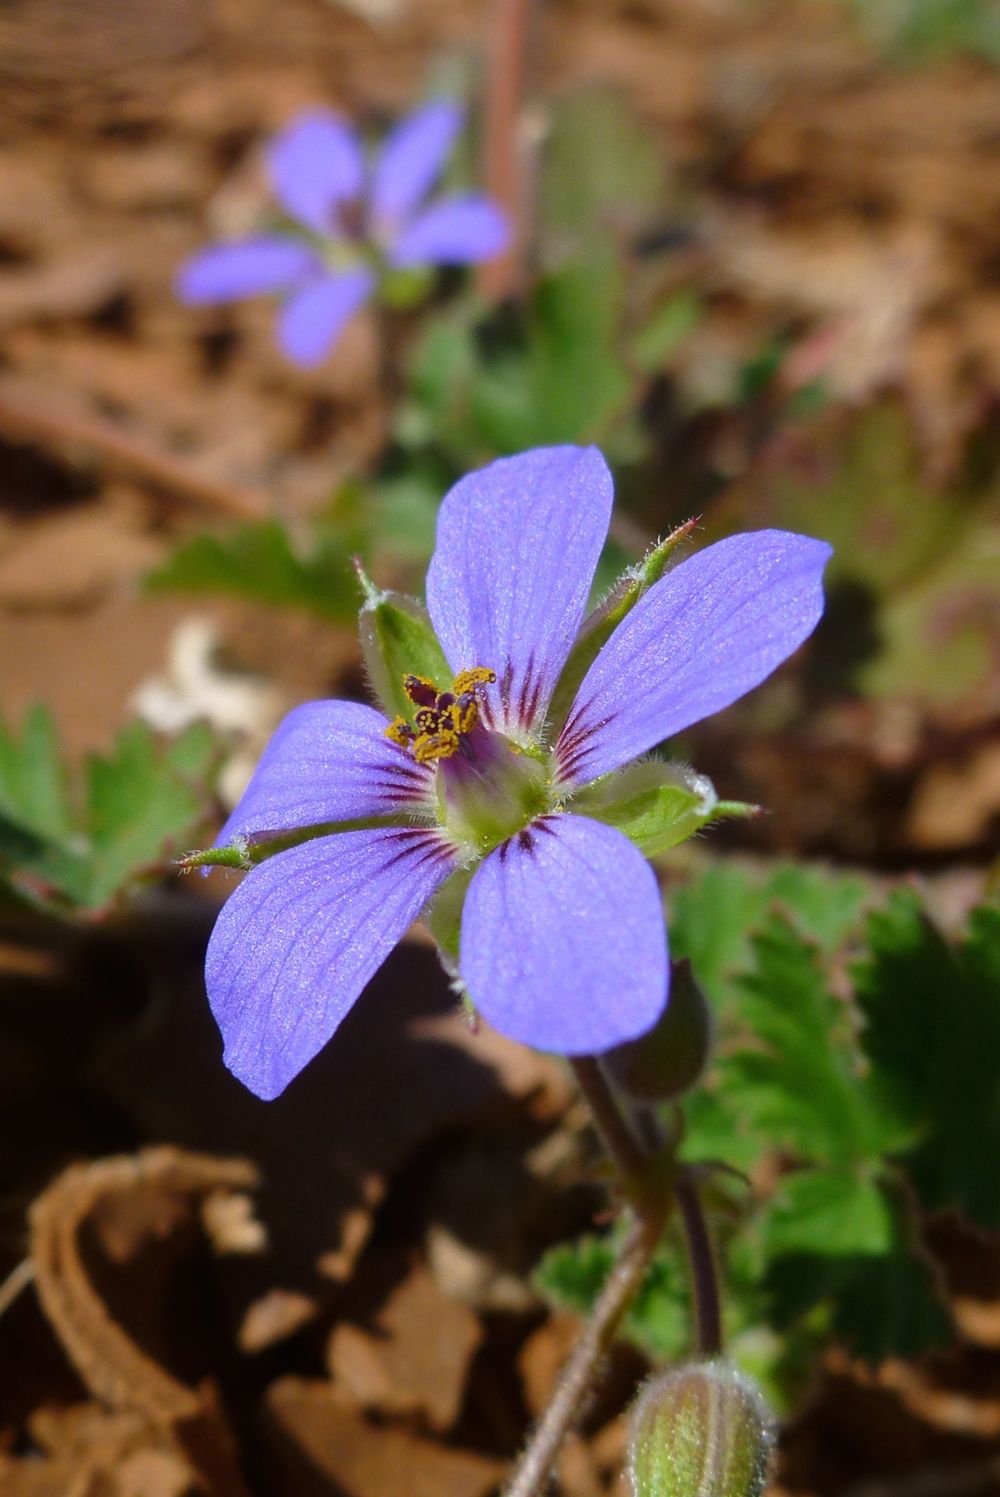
[
  {"x1": 262, "y1": 1376, "x2": 504, "y2": 1497},
  {"x1": 327, "y1": 1261, "x2": 483, "y2": 1431},
  {"x1": 29, "y1": 1146, "x2": 258, "y2": 1496}
]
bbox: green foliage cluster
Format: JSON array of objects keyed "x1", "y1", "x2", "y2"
[
  {"x1": 538, "y1": 864, "x2": 1000, "y2": 1402},
  {"x1": 0, "y1": 707, "x2": 217, "y2": 913}
]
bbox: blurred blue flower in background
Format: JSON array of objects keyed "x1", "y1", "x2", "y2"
[{"x1": 176, "y1": 101, "x2": 508, "y2": 366}]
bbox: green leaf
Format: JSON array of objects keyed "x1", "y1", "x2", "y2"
[
  {"x1": 539, "y1": 87, "x2": 665, "y2": 259},
  {"x1": 471, "y1": 252, "x2": 632, "y2": 452},
  {"x1": 145, "y1": 519, "x2": 359, "y2": 621},
  {"x1": 669, "y1": 861, "x2": 870, "y2": 1012},
  {"x1": 763, "y1": 1168, "x2": 893, "y2": 1258},
  {"x1": 80, "y1": 720, "x2": 217, "y2": 908},
  {"x1": 721, "y1": 916, "x2": 896, "y2": 1165},
  {"x1": 0, "y1": 709, "x2": 218, "y2": 912},
  {"x1": 0, "y1": 704, "x2": 73, "y2": 843},
  {"x1": 631, "y1": 291, "x2": 702, "y2": 374},
  {"x1": 764, "y1": 1174, "x2": 951, "y2": 1363},
  {"x1": 855, "y1": 895, "x2": 1000, "y2": 1227}
]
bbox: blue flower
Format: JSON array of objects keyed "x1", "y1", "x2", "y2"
[
  {"x1": 202, "y1": 446, "x2": 831, "y2": 1099},
  {"x1": 176, "y1": 102, "x2": 508, "y2": 366}
]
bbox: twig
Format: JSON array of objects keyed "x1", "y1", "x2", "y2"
[
  {"x1": 0, "y1": 1257, "x2": 35, "y2": 1321},
  {"x1": 479, "y1": 0, "x2": 535, "y2": 300},
  {"x1": 0, "y1": 373, "x2": 268, "y2": 521},
  {"x1": 504, "y1": 1209, "x2": 665, "y2": 1497}
]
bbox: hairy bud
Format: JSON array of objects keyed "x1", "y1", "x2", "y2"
[
  {"x1": 603, "y1": 959, "x2": 714, "y2": 1101},
  {"x1": 629, "y1": 1360, "x2": 775, "y2": 1497}
]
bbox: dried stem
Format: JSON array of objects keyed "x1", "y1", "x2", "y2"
[
  {"x1": 479, "y1": 0, "x2": 535, "y2": 300},
  {"x1": 0, "y1": 373, "x2": 267, "y2": 520}
]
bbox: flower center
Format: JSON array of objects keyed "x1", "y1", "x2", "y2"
[
  {"x1": 385, "y1": 668, "x2": 496, "y2": 765},
  {"x1": 385, "y1": 667, "x2": 551, "y2": 854}
]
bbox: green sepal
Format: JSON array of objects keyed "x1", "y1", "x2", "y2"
[
  {"x1": 425, "y1": 866, "x2": 474, "y2": 968},
  {"x1": 355, "y1": 563, "x2": 452, "y2": 722},
  {"x1": 380, "y1": 265, "x2": 435, "y2": 311},
  {"x1": 572, "y1": 759, "x2": 719, "y2": 857},
  {"x1": 548, "y1": 519, "x2": 698, "y2": 732},
  {"x1": 179, "y1": 815, "x2": 410, "y2": 871}
]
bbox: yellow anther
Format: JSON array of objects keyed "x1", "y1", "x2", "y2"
[
  {"x1": 385, "y1": 717, "x2": 412, "y2": 748},
  {"x1": 385, "y1": 664, "x2": 494, "y2": 764},
  {"x1": 453, "y1": 667, "x2": 496, "y2": 694}
]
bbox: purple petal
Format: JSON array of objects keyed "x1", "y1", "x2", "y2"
[
  {"x1": 460, "y1": 814, "x2": 668, "y2": 1054},
  {"x1": 267, "y1": 109, "x2": 365, "y2": 236},
  {"x1": 217, "y1": 699, "x2": 434, "y2": 848},
  {"x1": 425, "y1": 447, "x2": 613, "y2": 739},
  {"x1": 277, "y1": 268, "x2": 374, "y2": 367},
  {"x1": 175, "y1": 238, "x2": 318, "y2": 304},
  {"x1": 207, "y1": 826, "x2": 455, "y2": 1099},
  {"x1": 390, "y1": 195, "x2": 508, "y2": 268},
  {"x1": 371, "y1": 99, "x2": 464, "y2": 234},
  {"x1": 557, "y1": 530, "x2": 832, "y2": 787}
]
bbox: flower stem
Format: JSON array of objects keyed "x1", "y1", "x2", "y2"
[
  {"x1": 504, "y1": 1209, "x2": 664, "y2": 1497},
  {"x1": 569, "y1": 1057, "x2": 649, "y2": 1187},
  {"x1": 676, "y1": 1174, "x2": 723, "y2": 1357},
  {"x1": 502, "y1": 1059, "x2": 667, "y2": 1497}
]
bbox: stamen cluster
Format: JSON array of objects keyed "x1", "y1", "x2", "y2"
[{"x1": 385, "y1": 668, "x2": 496, "y2": 764}]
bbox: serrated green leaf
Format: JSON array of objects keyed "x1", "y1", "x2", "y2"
[
  {"x1": 763, "y1": 1168, "x2": 893, "y2": 1257},
  {"x1": 855, "y1": 895, "x2": 1000, "y2": 1226},
  {"x1": 145, "y1": 519, "x2": 358, "y2": 621},
  {"x1": 0, "y1": 705, "x2": 74, "y2": 843},
  {"x1": 0, "y1": 709, "x2": 218, "y2": 912},
  {"x1": 722, "y1": 915, "x2": 898, "y2": 1164},
  {"x1": 669, "y1": 861, "x2": 870, "y2": 1012},
  {"x1": 81, "y1": 720, "x2": 215, "y2": 907},
  {"x1": 764, "y1": 1177, "x2": 951, "y2": 1363}
]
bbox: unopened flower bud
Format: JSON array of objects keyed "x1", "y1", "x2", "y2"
[
  {"x1": 629, "y1": 1360, "x2": 775, "y2": 1497},
  {"x1": 603, "y1": 959, "x2": 713, "y2": 1101}
]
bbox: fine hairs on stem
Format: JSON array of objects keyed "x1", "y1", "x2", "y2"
[{"x1": 501, "y1": 1056, "x2": 724, "y2": 1496}]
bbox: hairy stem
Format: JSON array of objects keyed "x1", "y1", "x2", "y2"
[
  {"x1": 502, "y1": 1059, "x2": 666, "y2": 1497},
  {"x1": 676, "y1": 1174, "x2": 723, "y2": 1357},
  {"x1": 570, "y1": 1057, "x2": 650, "y2": 1187},
  {"x1": 504, "y1": 1208, "x2": 665, "y2": 1497}
]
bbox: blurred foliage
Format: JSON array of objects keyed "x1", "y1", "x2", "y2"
[
  {"x1": 145, "y1": 504, "x2": 366, "y2": 622},
  {"x1": 723, "y1": 399, "x2": 1000, "y2": 713},
  {"x1": 848, "y1": 0, "x2": 1000, "y2": 61},
  {"x1": 0, "y1": 707, "x2": 217, "y2": 913},
  {"x1": 539, "y1": 866, "x2": 999, "y2": 1401}
]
